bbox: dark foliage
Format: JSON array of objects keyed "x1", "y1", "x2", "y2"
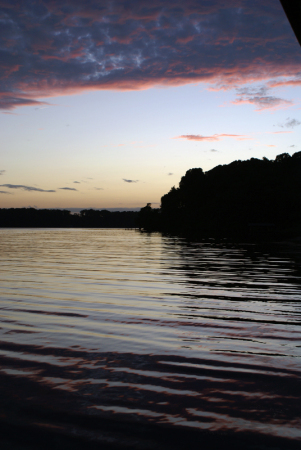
[
  {"x1": 138, "y1": 152, "x2": 301, "y2": 239},
  {"x1": 0, "y1": 208, "x2": 139, "y2": 228},
  {"x1": 79, "y1": 209, "x2": 138, "y2": 228},
  {"x1": 136, "y1": 203, "x2": 161, "y2": 231}
]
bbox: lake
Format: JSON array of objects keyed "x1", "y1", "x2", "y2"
[{"x1": 0, "y1": 228, "x2": 300, "y2": 449}]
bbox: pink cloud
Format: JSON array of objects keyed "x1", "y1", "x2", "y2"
[
  {"x1": 173, "y1": 134, "x2": 251, "y2": 142},
  {"x1": 271, "y1": 131, "x2": 292, "y2": 134},
  {"x1": 2, "y1": 111, "x2": 19, "y2": 115},
  {"x1": 176, "y1": 36, "x2": 194, "y2": 44},
  {"x1": 269, "y1": 78, "x2": 301, "y2": 88},
  {"x1": 111, "y1": 36, "x2": 133, "y2": 45}
]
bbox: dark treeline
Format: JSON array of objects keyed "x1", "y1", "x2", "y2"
[
  {"x1": 0, "y1": 208, "x2": 139, "y2": 228},
  {"x1": 138, "y1": 152, "x2": 301, "y2": 239}
]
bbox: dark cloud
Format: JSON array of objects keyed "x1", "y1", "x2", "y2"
[
  {"x1": 58, "y1": 187, "x2": 78, "y2": 191},
  {"x1": 0, "y1": 170, "x2": 6, "y2": 175},
  {"x1": 0, "y1": 184, "x2": 55, "y2": 192},
  {"x1": 0, "y1": 0, "x2": 300, "y2": 110},
  {"x1": 289, "y1": 145, "x2": 296, "y2": 147},
  {"x1": 0, "y1": 97, "x2": 49, "y2": 110},
  {"x1": 94, "y1": 187, "x2": 104, "y2": 190},
  {"x1": 210, "y1": 149, "x2": 219, "y2": 152},
  {"x1": 73, "y1": 181, "x2": 80, "y2": 183},
  {"x1": 233, "y1": 85, "x2": 292, "y2": 110},
  {"x1": 0, "y1": 190, "x2": 12, "y2": 194},
  {"x1": 123, "y1": 179, "x2": 139, "y2": 183},
  {"x1": 278, "y1": 117, "x2": 301, "y2": 128},
  {"x1": 168, "y1": 173, "x2": 173, "y2": 175}
]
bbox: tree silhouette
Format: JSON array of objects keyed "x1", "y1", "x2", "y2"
[{"x1": 138, "y1": 151, "x2": 301, "y2": 239}]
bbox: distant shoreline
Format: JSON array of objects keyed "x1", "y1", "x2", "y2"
[{"x1": 0, "y1": 208, "x2": 139, "y2": 228}]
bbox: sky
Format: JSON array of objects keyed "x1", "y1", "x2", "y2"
[{"x1": 0, "y1": 0, "x2": 301, "y2": 211}]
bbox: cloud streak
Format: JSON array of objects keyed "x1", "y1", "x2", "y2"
[
  {"x1": 123, "y1": 179, "x2": 139, "y2": 183},
  {"x1": 58, "y1": 187, "x2": 78, "y2": 191},
  {"x1": 0, "y1": 0, "x2": 300, "y2": 110},
  {"x1": 0, "y1": 184, "x2": 55, "y2": 192},
  {"x1": 174, "y1": 133, "x2": 250, "y2": 142},
  {"x1": 272, "y1": 131, "x2": 292, "y2": 134}
]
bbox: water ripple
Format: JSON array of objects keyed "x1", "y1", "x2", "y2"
[{"x1": 0, "y1": 229, "x2": 300, "y2": 449}]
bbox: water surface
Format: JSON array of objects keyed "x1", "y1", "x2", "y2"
[{"x1": 0, "y1": 229, "x2": 300, "y2": 449}]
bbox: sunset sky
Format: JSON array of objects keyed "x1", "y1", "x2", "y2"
[{"x1": 1, "y1": 0, "x2": 301, "y2": 211}]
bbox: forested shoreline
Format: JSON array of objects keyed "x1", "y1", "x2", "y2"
[
  {"x1": 0, "y1": 208, "x2": 139, "y2": 228},
  {"x1": 138, "y1": 152, "x2": 301, "y2": 240}
]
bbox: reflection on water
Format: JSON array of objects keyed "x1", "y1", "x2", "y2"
[{"x1": 0, "y1": 229, "x2": 300, "y2": 449}]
